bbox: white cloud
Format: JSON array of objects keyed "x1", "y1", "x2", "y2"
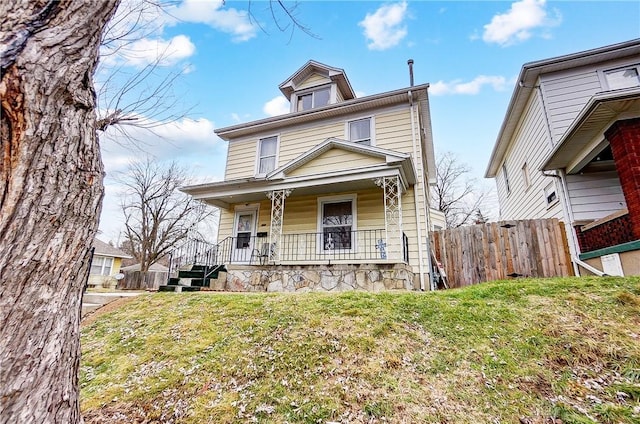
[
  {"x1": 118, "y1": 35, "x2": 196, "y2": 68},
  {"x1": 168, "y1": 0, "x2": 257, "y2": 42},
  {"x1": 98, "y1": 116, "x2": 225, "y2": 239},
  {"x1": 263, "y1": 96, "x2": 290, "y2": 117},
  {"x1": 430, "y1": 75, "x2": 507, "y2": 95},
  {"x1": 359, "y1": 1, "x2": 408, "y2": 51},
  {"x1": 482, "y1": 0, "x2": 561, "y2": 46},
  {"x1": 100, "y1": 117, "x2": 220, "y2": 174}
]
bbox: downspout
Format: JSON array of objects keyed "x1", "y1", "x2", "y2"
[
  {"x1": 532, "y1": 81, "x2": 600, "y2": 276},
  {"x1": 408, "y1": 88, "x2": 427, "y2": 291},
  {"x1": 545, "y1": 170, "x2": 605, "y2": 276}
]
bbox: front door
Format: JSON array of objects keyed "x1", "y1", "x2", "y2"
[{"x1": 232, "y1": 209, "x2": 257, "y2": 263}]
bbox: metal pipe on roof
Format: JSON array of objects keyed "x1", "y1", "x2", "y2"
[{"x1": 407, "y1": 59, "x2": 414, "y2": 87}]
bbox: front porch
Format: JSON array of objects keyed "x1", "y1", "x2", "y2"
[{"x1": 167, "y1": 229, "x2": 415, "y2": 292}]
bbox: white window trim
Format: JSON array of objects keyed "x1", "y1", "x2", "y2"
[
  {"x1": 317, "y1": 194, "x2": 358, "y2": 253},
  {"x1": 294, "y1": 84, "x2": 332, "y2": 112},
  {"x1": 521, "y1": 162, "x2": 530, "y2": 191},
  {"x1": 254, "y1": 134, "x2": 280, "y2": 177},
  {"x1": 598, "y1": 63, "x2": 640, "y2": 91},
  {"x1": 502, "y1": 163, "x2": 511, "y2": 196},
  {"x1": 544, "y1": 182, "x2": 559, "y2": 209},
  {"x1": 91, "y1": 255, "x2": 114, "y2": 276},
  {"x1": 345, "y1": 116, "x2": 375, "y2": 146}
]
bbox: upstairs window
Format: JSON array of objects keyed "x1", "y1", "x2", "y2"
[
  {"x1": 502, "y1": 163, "x2": 511, "y2": 195},
  {"x1": 348, "y1": 117, "x2": 372, "y2": 145},
  {"x1": 296, "y1": 87, "x2": 330, "y2": 111},
  {"x1": 604, "y1": 65, "x2": 640, "y2": 90},
  {"x1": 257, "y1": 136, "x2": 278, "y2": 175},
  {"x1": 521, "y1": 162, "x2": 531, "y2": 190}
]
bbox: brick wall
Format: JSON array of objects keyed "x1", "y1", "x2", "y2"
[
  {"x1": 575, "y1": 213, "x2": 635, "y2": 252},
  {"x1": 605, "y1": 117, "x2": 640, "y2": 239}
]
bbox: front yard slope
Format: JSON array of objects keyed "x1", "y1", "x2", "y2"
[{"x1": 81, "y1": 276, "x2": 640, "y2": 423}]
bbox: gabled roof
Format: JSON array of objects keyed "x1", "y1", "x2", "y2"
[
  {"x1": 279, "y1": 60, "x2": 355, "y2": 101},
  {"x1": 485, "y1": 38, "x2": 640, "y2": 178},
  {"x1": 180, "y1": 139, "x2": 417, "y2": 209},
  {"x1": 93, "y1": 238, "x2": 131, "y2": 259},
  {"x1": 267, "y1": 137, "x2": 412, "y2": 180},
  {"x1": 215, "y1": 83, "x2": 429, "y2": 140}
]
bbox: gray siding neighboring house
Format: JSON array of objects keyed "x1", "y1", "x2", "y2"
[{"x1": 486, "y1": 39, "x2": 640, "y2": 276}]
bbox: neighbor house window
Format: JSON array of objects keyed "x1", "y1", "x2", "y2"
[
  {"x1": 604, "y1": 65, "x2": 640, "y2": 90},
  {"x1": 90, "y1": 256, "x2": 113, "y2": 276},
  {"x1": 544, "y1": 182, "x2": 558, "y2": 206},
  {"x1": 319, "y1": 196, "x2": 356, "y2": 251},
  {"x1": 522, "y1": 162, "x2": 531, "y2": 190},
  {"x1": 348, "y1": 117, "x2": 372, "y2": 145},
  {"x1": 296, "y1": 87, "x2": 330, "y2": 111},
  {"x1": 257, "y1": 136, "x2": 278, "y2": 174},
  {"x1": 502, "y1": 163, "x2": 511, "y2": 195}
]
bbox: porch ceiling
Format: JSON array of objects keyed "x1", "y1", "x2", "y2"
[
  {"x1": 541, "y1": 88, "x2": 640, "y2": 173},
  {"x1": 182, "y1": 167, "x2": 406, "y2": 209}
]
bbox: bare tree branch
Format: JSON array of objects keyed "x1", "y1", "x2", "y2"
[
  {"x1": 432, "y1": 152, "x2": 494, "y2": 228},
  {"x1": 116, "y1": 158, "x2": 217, "y2": 272}
]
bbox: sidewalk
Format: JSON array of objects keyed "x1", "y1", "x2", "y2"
[{"x1": 82, "y1": 291, "x2": 142, "y2": 316}]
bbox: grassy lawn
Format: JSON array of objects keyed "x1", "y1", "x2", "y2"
[{"x1": 80, "y1": 276, "x2": 640, "y2": 423}]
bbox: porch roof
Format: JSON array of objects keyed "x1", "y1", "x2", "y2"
[
  {"x1": 181, "y1": 140, "x2": 417, "y2": 209},
  {"x1": 541, "y1": 87, "x2": 640, "y2": 173}
]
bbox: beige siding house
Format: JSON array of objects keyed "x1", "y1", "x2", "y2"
[
  {"x1": 485, "y1": 39, "x2": 640, "y2": 276},
  {"x1": 181, "y1": 61, "x2": 442, "y2": 291}
]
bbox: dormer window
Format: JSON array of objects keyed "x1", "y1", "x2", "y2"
[{"x1": 296, "y1": 86, "x2": 330, "y2": 111}]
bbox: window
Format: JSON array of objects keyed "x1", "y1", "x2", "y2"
[
  {"x1": 90, "y1": 256, "x2": 113, "y2": 276},
  {"x1": 319, "y1": 197, "x2": 355, "y2": 251},
  {"x1": 257, "y1": 136, "x2": 278, "y2": 175},
  {"x1": 544, "y1": 182, "x2": 558, "y2": 207},
  {"x1": 348, "y1": 117, "x2": 372, "y2": 145},
  {"x1": 521, "y1": 162, "x2": 530, "y2": 190},
  {"x1": 296, "y1": 87, "x2": 330, "y2": 111},
  {"x1": 604, "y1": 65, "x2": 640, "y2": 90},
  {"x1": 502, "y1": 163, "x2": 511, "y2": 195}
]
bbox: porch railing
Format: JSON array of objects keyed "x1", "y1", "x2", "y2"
[
  {"x1": 169, "y1": 229, "x2": 409, "y2": 275},
  {"x1": 279, "y1": 229, "x2": 397, "y2": 263}
]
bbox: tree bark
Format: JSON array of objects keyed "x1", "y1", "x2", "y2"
[{"x1": 0, "y1": 1, "x2": 119, "y2": 422}]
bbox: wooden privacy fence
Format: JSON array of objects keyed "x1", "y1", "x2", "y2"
[
  {"x1": 118, "y1": 270, "x2": 168, "y2": 290},
  {"x1": 429, "y1": 219, "x2": 573, "y2": 288}
]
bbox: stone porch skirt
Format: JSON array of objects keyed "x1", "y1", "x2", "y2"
[{"x1": 215, "y1": 263, "x2": 416, "y2": 292}]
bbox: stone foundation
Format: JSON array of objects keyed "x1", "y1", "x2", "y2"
[{"x1": 220, "y1": 263, "x2": 416, "y2": 292}]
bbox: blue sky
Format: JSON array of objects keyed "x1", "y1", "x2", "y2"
[{"x1": 97, "y1": 0, "x2": 640, "y2": 243}]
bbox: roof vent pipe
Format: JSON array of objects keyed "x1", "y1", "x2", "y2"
[{"x1": 407, "y1": 59, "x2": 414, "y2": 87}]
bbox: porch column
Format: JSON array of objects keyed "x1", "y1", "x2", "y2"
[
  {"x1": 605, "y1": 117, "x2": 640, "y2": 239},
  {"x1": 266, "y1": 189, "x2": 292, "y2": 262},
  {"x1": 374, "y1": 176, "x2": 403, "y2": 261}
]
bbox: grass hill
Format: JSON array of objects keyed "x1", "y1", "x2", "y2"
[{"x1": 80, "y1": 276, "x2": 640, "y2": 423}]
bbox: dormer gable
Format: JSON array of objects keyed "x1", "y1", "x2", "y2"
[{"x1": 279, "y1": 60, "x2": 356, "y2": 113}]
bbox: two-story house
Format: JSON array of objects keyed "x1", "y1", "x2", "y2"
[
  {"x1": 485, "y1": 39, "x2": 640, "y2": 276},
  {"x1": 181, "y1": 60, "x2": 445, "y2": 292}
]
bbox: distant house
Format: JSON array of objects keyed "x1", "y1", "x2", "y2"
[
  {"x1": 88, "y1": 239, "x2": 131, "y2": 288},
  {"x1": 180, "y1": 60, "x2": 446, "y2": 291},
  {"x1": 485, "y1": 39, "x2": 640, "y2": 276}
]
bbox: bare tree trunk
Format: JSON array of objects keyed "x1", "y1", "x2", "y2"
[{"x1": 0, "y1": 1, "x2": 119, "y2": 422}]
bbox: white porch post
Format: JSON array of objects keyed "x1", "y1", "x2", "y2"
[
  {"x1": 374, "y1": 176, "x2": 403, "y2": 261},
  {"x1": 266, "y1": 189, "x2": 292, "y2": 263}
]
